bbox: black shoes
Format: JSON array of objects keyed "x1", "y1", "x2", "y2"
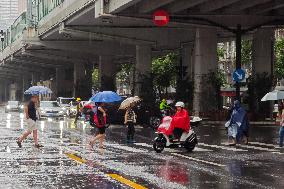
[
  {"x1": 16, "y1": 140, "x2": 22, "y2": 148},
  {"x1": 35, "y1": 144, "x2": 44, "y2": 148}
]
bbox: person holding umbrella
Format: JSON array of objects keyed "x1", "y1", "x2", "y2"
[
  {"x1": 89, "y1": 102, "x2": 107, "y2": 149},
  {"x1": 89, "y1": 91, "x2": 122, "y2": 149},
  {"x1": 17, "y1": 95, "x2": 43, "y2": 148},
  {"x1": 124, "y1": 105, "x2": 137, "y2": 143},
  {"x1": 119, "y1": 96, "x2": 140, "y2": 143},
  {"x1": 16, "y1": 86, "x2": 52, "y2": 148}
]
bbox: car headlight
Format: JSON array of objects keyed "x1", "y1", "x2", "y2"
[
  {"x1": 6, "y1": 105, "x2": 10, "y2": 109},
  {"x1": 41, "y1": 110, "x2": 46, "y2": 114},
  {"x1": 62, "y1": 107, "x2": 66, "y2": 110},
  {"x1": 59, "y1": 111, "x2": 64, "y2": 114}
]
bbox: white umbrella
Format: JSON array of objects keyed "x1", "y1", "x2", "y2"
[
  {"x1": 261, "y1": 90, "x2": 284, "y2": 101},
  {"x1": 119, "y1": 96, "x2": 141, "y2": 110}
]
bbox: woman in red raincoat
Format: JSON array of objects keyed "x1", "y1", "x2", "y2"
[{"x1": 165, "y1": 101, "x2": 190, "y2": 138}]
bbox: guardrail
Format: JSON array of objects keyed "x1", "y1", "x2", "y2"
[
  {"x1": 35, "y1": 0, "x2": 65, "y2": 22},
  {"x1": 0, "y1": 12, "x2": 27, "y2": 52}
]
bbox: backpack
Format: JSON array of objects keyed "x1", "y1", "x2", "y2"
[{"x1": 126, "y1": 110, "x2": 136, "y2": 123}]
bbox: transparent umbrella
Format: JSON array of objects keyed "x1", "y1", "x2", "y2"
[{"x1": 261, "y1": 90, "x2": 284, "y2": 101}]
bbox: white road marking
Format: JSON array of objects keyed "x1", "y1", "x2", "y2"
[
  {"x1": 106, "y1": 143, "x2": 148, "y2": 153},
  {"x1": 248, "y1": 142, "x2": 277, "y2": 148},
  {"x1": 198, "y1": 143, "x2": 248, "y2": 152},
  {"x1": 221, "y1": 143, "x2": 278, "y2": 152},
  {"x1": 135, "y1": 143, "x2": 213, "y2": 152},
  {"x1": 172, "y1": 153, "x2": 226, "y2": 167}
]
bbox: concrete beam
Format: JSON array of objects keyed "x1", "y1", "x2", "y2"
[
  {"x1": 200, "y1": 0, "x2": 241, "y2": 12},
  {"x1": 20, "y1": 52, "x2": 75, "y2": 66},
  {"x1": 138, "y1": 0, "x2": 175, "y2": 13},
  {"x1": 59, "y1": 26, "x2": 156, "y2": 46},
  {"x1": 13, "y1": 56, "x2": 67, "y2": 68},
  {"x1": 0, "y1": 66, "x2": 33, "y2": 74},
  {"x1": 168, "y1": 0, "x2": 208, "y2": 13},
  {"x1": 222, "y1": 0, "x2": 271, "y2": 13},
  {"x1": 248, "y1": 0, "x2": 284, "y2": 14},
  {"x1": 34, "y1": 41, "x2": 136, "y2": 57},
  {"x1": 108, "y1": 0, "x2": 142, "y2": 13}
]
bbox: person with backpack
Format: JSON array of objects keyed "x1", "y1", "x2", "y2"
[
  {"x1": 124, "y1": 106, "x2": 137, "y2": 143},
  {"x1": 89, "y1": 102, "x2": 107, "y2": 149}
]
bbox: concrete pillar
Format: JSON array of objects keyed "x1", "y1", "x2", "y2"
[
  {"x1": 252, "y1": 28, "x2": 274, "y2": 76},
  {"x1": 99, "y1": 56, "x2": 116, "y2": 91},
  {"x1": 56, "y1": 68, "x2": 65, "y2": 97},
  {"x1": 182, "y1": 43, "x2": 194, "y2": 79},
  {"x1": 252, "y1": 28, "x2": 274, "y2": 114},
  {"x1": 193, "y1": 28, "x2": 218, "y2": 114},
  {"x1": 135, "y1": 45, "x2": 152, "y2": 98},
  {"x1": 74, "y1": 62, "x2": 92, "y2": 99}
]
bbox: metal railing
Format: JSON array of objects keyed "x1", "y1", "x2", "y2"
[
  {"x1": 0, "y1": 12, "x2": 27, "y2": 51},
  {"x1": 11, "y1": 12, "x2": 27, "y2": 42},
  {"x1": 35, "y1": 0, "x2": 65, "y2": 22}
]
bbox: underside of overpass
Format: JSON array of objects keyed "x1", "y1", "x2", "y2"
[{"x1": 0, "y1": 0, "x2": 284, "y2": 113}]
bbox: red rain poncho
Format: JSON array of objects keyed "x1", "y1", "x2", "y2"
[{"x1": 165, "y1": 109, "x2": 190, "y2": 136}]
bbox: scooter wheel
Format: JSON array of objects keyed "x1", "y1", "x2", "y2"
[
  {"x1": 153, "y1": 142, "x2": 165, "y2": 153},
  {"x1": 184, "y1": 137, "x2": 198, "y2": 152}
]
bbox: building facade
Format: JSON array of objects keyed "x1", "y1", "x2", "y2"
[{"x1": 0, "y1": 0, "x2": 19, "y2": 30}]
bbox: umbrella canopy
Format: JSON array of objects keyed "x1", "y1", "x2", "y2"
[
  {"x1": 119, "y1": 96, "x2": 141, "y2": 109},
  {"x1": 89, "y1": 91, "x2": 122, "y2": 103},
  {"x1": 24, "y1": 86, "x2": 53, "y2": 95},
  {"x1": 261, "y1": 90, "x2": 284, "y2": 101}
]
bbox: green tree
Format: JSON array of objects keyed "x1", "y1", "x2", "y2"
[
  {"x1": 241, "y1": 40, "x2": 252, "y2": 67},
  {"x1": 217, "y1": 46, "x2": 225, "y2": 61},
  {"x1": 152, "y1": 53, "x2": 177, "y2": 96},
  {"x1": 275, "y1": 37, "x2": 284, "y2": 79},
  {"x1": 92, "y1": 68, "x2": 99, "y2": 89},
  {"x1": 116, "y1": 63, "x2": 133, "y2": 87}
]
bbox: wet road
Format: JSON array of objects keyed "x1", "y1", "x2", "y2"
[{"x1": 1, "y1": 107, "x2": 284, "y2": 189}]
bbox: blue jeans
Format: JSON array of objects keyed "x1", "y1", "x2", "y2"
[{"x1": 279, "y1": 127, "x2": 284, "y2": 147}]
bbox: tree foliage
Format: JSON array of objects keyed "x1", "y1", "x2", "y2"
[
  {"x1": 241, "y1": 40, "x2": 252, "y2": 67},
  {"x1": 92, "y1": 68, "x2": 99, "y2": 89},
  {"x1": 152, "y1": 53, "x2": 177, "y2": 94},
  {"x1": 116, "y1": 63, "x2": 133, "y2": 86},
  {"x1": 275, "y1": 37, "x2": 284, "y2": 79},
  {"x1": 217, "y1": 46, "x2": 225, "y2": 61}
]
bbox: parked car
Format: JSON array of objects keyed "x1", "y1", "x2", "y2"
[
  {"x1": 5, "y1": 101, "x2": 21, "y2": 113},
  {"x1": 39, "y1": 101, "x2": 66, "y2": 119},
  {"x1": 57, "y1": 97, "x2": 76, "y2": 117}
]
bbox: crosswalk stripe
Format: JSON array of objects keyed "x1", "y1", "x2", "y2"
[
  {"x1": 248, "y1": 142, "x2": 277, "y2": 148},
  {"x1": 134, "y1": 143, "x2": 213, "y2": 152},
  {"x1": 198, "y1": 143, "x2": 247, "y2": 152},
  {"x1": 172, "y1": 153, "x2": 226, "y2": 167},
  {"x1": 234, "y1": 144, "x2": 279, "y2": 152}
]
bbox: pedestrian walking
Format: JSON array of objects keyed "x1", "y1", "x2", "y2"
[
  {"x1": 16, "y1": 95, "x2": 43, "y2": 148},
  {"x1": 225, "y1": 100, "x2": 249, "y2": 146},
  {"x1": 89, "y1": 103, "x2": 107, "y2": 149},
  {"x1": 124, "y1": 106, "x2": 137, "y2": 143},
  {"x1": 279, "y1": 108, "x2": 284, "y2": 147},
  {"x1": 74, "y1": 98, "x2": 83, "y2": 124}
]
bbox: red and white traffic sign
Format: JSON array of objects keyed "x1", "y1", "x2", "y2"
[{"x1": 153, "y1": 10, "x2": 169, "y2": 26}]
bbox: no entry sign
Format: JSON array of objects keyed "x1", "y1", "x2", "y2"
[{"x1": 153, "y1": 10, "x2": 169, "y2": 26}]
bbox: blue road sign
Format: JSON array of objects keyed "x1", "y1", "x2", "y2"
[{"x1": 233, "y1": 69, "x2": 245, "y2": 82}]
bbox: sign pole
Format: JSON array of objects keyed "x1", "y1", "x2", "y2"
[{"x1": 235, "y1": 24, "x2": 242, "y2": 101}]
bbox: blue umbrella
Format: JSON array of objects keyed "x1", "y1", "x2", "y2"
[
  {"x1": 90, "y1": 91, "x2": 122, "y2": 103},
  {"x1": 24, "y1": 86, "x2": 53, "y2": 95}
]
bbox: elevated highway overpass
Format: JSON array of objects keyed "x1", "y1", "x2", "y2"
[{"x1": 1, "y1": 0, "x2": 284, "y2": 113}]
